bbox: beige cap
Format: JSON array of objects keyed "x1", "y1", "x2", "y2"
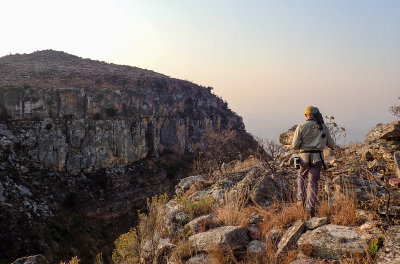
[{"x1": 304, "y1": 106, "x2": 319, "y2": 115}]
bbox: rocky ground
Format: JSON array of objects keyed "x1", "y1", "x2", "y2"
[{"x1": 103, "y1": 121, "x2": 400, "y2": 264}]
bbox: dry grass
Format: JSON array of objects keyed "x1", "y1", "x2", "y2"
[
  {"x1": 59, "y1": 257, "x2": 80, "y2": 264},
  {"x1": 241, "y1": 240, "x2": 298, "y2": 264},
  {"x1": 214, "y1": 188, "x2": 253, "y2": 227},
  {"x1": 209, "y1": 246, "x2": 241, "y2": 264},
  {"x1": 339, "y1": 252, "x2": 374, "y2": 264},
  {"x1": 318, "y1": 194, "x2": 360, "y2": 226},
  {"x1": 168, "y1": 240, "x2": 194, "y2": 264},
  {"x1": 262, "y1": 202, "x2": 309, "y2": 234}
]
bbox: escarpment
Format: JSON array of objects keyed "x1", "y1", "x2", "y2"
[{"x1": 0, "y1": 50, "x2": 244, "y2": 174}]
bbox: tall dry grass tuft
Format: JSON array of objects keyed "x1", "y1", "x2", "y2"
[
  {"x1": 339, "y1": 252, "x2": 374, "y2": 264},
  {"x1": 214, "y1": 187, "x2": 253, "y2": 227},
  {"x1": 209, "y1": 246, "x2": 240, "y2": 264},
  {"x1": 319, "y1": 193, "x2": 360, "y2": 226},
  {"x1": 168, "y1": 240, "x2": 194, "y2": 264},
  {"x1": 262, "y1": 202, "x2": 309, "y2": 234}
]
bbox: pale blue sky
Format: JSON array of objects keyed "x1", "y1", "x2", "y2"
[{"x1": 1, "y1": 0, "x2": 399, "y2": 143}]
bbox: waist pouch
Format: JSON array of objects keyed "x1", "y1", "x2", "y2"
[{"x1": 300, "y1": 150, "x2": 327, "y2": 170}]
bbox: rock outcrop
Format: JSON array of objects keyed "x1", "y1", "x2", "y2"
[
  {"x1": 188, "y1": 226, "x2": 249, "y2": 252},
  {"x1": 11, "y1": 255, "x2": 48, "y2": 264},
  {"x1": 297, "y1": 225, "x2": 370, "y2": 260},
  {"x1": 0, "y1": 50, "x2": 245, "y2": 174},
  {"x1": 365, "y1": 121, "x2": 400, "y2": 143}
]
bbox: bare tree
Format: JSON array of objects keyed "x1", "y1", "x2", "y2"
[
  {"x1": 191, "y1": 129, "x2": 256, "y2": 176},
  {"x1": 254, "y1": 137, "x2": 284, "y2": 173},
  {"x1": 389, "y1": 96, "x2": 400, "y2": 118}
]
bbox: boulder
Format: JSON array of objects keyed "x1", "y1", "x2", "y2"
[
  {"x1": 231, "y1": 167, "x2": 289, "y2": 208},
  {"x1": 276, "y1": 220, "x2": 305, "y2": 257},
  {"x1": 365, "y1": 121, "x2": 400, "y2": 143},
  {"x1": 376, "y1": 225, "x2": 400, "y2": 264},
  {"x1": 266, "y1": 227, "x2": 283, "y2": 242},
  {"x1": 164, "y1": 200, "x2": 188, "y2": 234},
  {"x1": 188, "y1": 226, "x2": 249, "y2": 252},
  {"x1": 175, "y1": 175, "x2": 206, "y2": 196},
  {"x1": 248, "y1": 240, "x2": 267, "y2": 254},
  {"x1": 184, "y1": 214, "x2": 216, "y2": 234},
  {"x1": 280, "y1": 125, "x2": 297, "y2": 146},
  {"x1": 298, "y1": 224, "x2": 370, "y2": 260},
  {"x1": 185, "y1": 254, "x2": 210, "y2": 264},
  {"x1": 305, "y1": 217, "x2": 328, "y2": 230},
  {"x1": 328, "y1": 175, "x2": 387, "y2": 202},
  {"x1": 11, "y1": 255, "x2": 49, "y2": 264}
]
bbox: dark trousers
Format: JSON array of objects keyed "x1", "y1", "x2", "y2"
[{"x1": 297, "y1": 159, "x2": 322, "y2": 215}]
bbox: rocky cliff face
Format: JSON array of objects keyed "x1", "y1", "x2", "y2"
[
  {"x1": 0, "y1": 50, "x2": 251, "y2": 263},
  {"x1": 0, "y1": 50, "x2": 244, "y2": 174}
]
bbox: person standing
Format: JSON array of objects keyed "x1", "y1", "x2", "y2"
[{"x1": 292, "y1": 106, "x2": 335, "y2": 216}]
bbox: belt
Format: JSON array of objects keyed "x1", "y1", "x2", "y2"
[{"x1": 300, "y1": 150, "x2": 327, "y2": 170}]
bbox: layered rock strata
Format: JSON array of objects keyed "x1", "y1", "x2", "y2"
[{"x1": 0, "y1": 50, "x2": 244, "y2": 174}]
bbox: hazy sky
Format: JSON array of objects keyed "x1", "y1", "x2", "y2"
[{"x1": 1, "y1": 0, "x2": 399, "y2": 143}]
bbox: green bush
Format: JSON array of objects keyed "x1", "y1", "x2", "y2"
[{"x1": 112, "y1": 228, "x2": 140, "y2": 264}]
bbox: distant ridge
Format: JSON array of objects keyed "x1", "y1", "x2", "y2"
[{"x1": 0, "y1": 50, "x2": 166, "y2": 89}]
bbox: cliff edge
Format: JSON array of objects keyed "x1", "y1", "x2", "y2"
[{"x1": 0, "y1": 50, "x2": 245, "y2": 174}]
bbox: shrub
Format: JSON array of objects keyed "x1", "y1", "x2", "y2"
[
  {"x1": 112, "y1": 228, "x2": 140, "y2": 264},
  {"x1": 324, "y1": 115, "x2": 347, "y2": 146},
  {"x1": 112, "y1": 194, "x2": 169, "y2": 264},
  {"x1": 45, "y1": 123, "x2": 53, "y2": 130}
]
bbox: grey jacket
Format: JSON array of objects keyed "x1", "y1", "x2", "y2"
[{"x1": 292, "y1": 119, "x2": 335, "y2": 163}]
